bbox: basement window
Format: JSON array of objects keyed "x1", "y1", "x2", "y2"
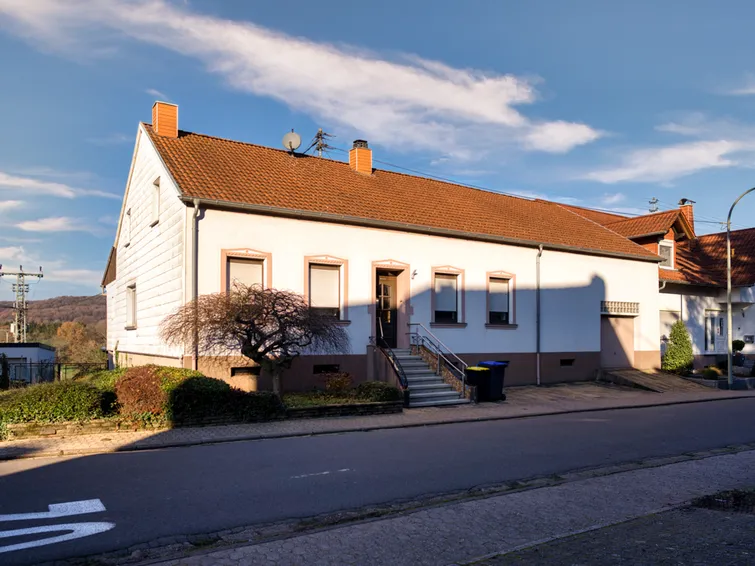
[
  {"x1": 314, "y1": 364, "x2": 340, "y2": 374},
  {"x1": 231, "y1": 367, "x2": 260, "y2": 377},
  {"x1": 560, "y1": 358, "x2": 575, "y2": 367}
]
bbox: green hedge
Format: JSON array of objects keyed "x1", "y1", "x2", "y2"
[
  {"x1": 115, "y1": 365, "x2": 282, "y2": 424},
  {"x1": 355, "y1": 381, "x2": 402, "y2": 402},
  {"x1": 76, "y1": 368, "x2": 127, "y2": 392},
  {"x1": 0, "y1": 381, "x2": 115, "y2": 426}
]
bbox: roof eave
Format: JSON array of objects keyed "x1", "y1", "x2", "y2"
[{"x1": 183, "y1": 197, "x2": 661, "y2": 264}]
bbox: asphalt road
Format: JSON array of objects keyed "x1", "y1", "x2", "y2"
[{"x1": 1, "y1": 398, "x2": 755, "y2": 565}]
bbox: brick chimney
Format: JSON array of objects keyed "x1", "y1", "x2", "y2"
[
  {"x1": 678, "y1": 198, "x2": 695, "y2": 235},
  {"x1": 349, "y1": 140, "x2": 372, "y2": 174},
  {"x1": 152, "y1": 101, "x2": 178, "y2": 138}
]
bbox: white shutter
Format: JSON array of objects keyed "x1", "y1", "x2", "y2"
[
  {"x1": 310, "y1": 265, "x2": 340, "y2": 308},
  {"x1": 489, "y1": 278, "x2": 509, "y2": 313},
  {"x1": 434, "y1": 274, "x2": 457, "y2": 312},
  {"x1": 228, "y1": 259, "x2": 264, "y2": 290}
]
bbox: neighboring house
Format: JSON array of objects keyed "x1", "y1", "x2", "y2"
[
  {"x1": 102, "y1": 102, "x2": 662, "y2": 397},
  {"x1": 566, "y1": 202, "x2": 755, "y2": 366},
  {"x1": 0, "y1": 343, "x2": 56, "y2": 383}
]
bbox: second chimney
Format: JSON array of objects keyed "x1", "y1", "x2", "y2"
[
  {"x1": 678, "y1": 198, "x2": 695, "y2": 235},
  {"x1": 349, "y1": 140, "x2": 372, "y2": 174},
  {"x1": 152, "y1": 101, "x2": 178, "y2": 138}
]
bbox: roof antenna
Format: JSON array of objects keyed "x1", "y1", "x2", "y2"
[{"x1": 282, "y1": 130, "x2": 302, "y2": 154}]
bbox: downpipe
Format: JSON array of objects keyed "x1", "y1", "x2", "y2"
[
  {"x1": 536, "y1": 245, "x2": 544, "y2": 386},
  {"x1": 191, "y1": 199, "x2": 200, "y2": 371}
]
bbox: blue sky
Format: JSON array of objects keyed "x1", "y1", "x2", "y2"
[{"x1": 1, "y1": 0, "x2": 754, "y2": 299}]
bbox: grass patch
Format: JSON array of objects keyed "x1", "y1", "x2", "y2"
[
  {"x1": 693, "y1": 489, "x2": 755, "y2": 513},
  {"x1": 283, "y1": 392, "x2": 373, "y2": 408}
]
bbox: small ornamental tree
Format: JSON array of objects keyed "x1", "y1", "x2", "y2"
[
  {"x1": 161, "y1": 284, "x2": 350, "y2": 396},
  {"x1": 0, "y1": 354, "x2": 8, "y2": 390},
  {"x1": 661, "y1": 319, "x2": 694, "y2": 374},
  {"x1": 732, "y1": 339, "x2": 745, "y2": 354}
]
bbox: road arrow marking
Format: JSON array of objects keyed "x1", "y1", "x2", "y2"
[
  {"x1": 0, "y1": 499, "x2": 106, "y2": 522},
  {"x1": 0, "y1": 522, "x2": 115, "y2": 554}
]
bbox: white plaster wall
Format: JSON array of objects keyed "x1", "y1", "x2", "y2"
[
  {"x1": 659, "y1": 286, "x2": 754, "y2": 355},
  {"x1": 106, "y1": 126, "x2": 186, "y2": 360},
  {"x1": 197, "y1": 210, "x2": 660, "y2": 355}
]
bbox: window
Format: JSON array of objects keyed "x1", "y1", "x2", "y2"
[
  {"x1": 434, "y1": 273, "x2": 458, "y2": 324},
  {"x1": 151, "y1": 178, "x2": 160, "y2": 226},
  {"x1": 124, "y1": 209, "x2": 132, "y2": 247},
  {"x1": 125, "y1": 284, "x2": 137, "y2": 329},
  {"x1": 309, "y1": 264, "x2": 340, "y2": 318},
  {"x1": 227, "y1": 258, "x2": 264, "y2": 291},
  {"x1": 314, "y1": 364, "x2": 340, "y2": 374},
  {"x1": 659, "y1": 241, "x2": 673, "y2": 268},
  {"x1": 488, "y1": 277, "x2": 510, "y2": 324}
]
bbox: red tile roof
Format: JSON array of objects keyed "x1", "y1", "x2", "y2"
[
  {"x1": 605, "y1": 210, "x2": 681, "y2": 238},
  {"x1": 665, "y1": 228, "x2": 755, "y2": 287},
  {"x1": 552, "y1": 204, "x2": 628, "y2": 226},
  {"x1": 144, "y1": 126, "x2": 658, "y2": 261}
]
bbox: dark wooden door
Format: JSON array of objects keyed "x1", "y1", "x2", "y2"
[{"x1": 377, "y1": 275, "x2": 398, "y2": 348}]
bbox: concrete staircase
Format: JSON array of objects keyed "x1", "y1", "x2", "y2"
[{"x1": 394, "y1": 349, "x2": 469, "y2": 408}]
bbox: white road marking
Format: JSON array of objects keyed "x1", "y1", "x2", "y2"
[
  {"x1": 290, "y1": 468, "x2": 352, "y2": 479},
  {"x1": 0, "y1": 499, "x2": 106, "y2": 522},
  {"x1": 0, "y1": 522, "x2": 115, "y2": 554}
]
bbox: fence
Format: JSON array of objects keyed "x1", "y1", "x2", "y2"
[{"x1": 8, "y1": 362, "x2": 109, "y2": 385}]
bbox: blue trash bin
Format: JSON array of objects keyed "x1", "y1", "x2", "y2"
[{"x1": 478, "y1": 361, "x2": 509, "y2": 401}]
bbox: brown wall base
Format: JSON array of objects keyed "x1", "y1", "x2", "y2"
[
  {"x1": 457, "y1": 352, "x2": 601, "y2": 386},
  {"x1": 197, "y1": 354, "x2": 369, "y2": 393},
  {"x1": 117, "y1": 352, "x2": 183, "y2": 369}
]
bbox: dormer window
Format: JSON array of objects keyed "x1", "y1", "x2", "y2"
[{"x1": 659, "y1": 240, "x2": 674, "y2": 269}]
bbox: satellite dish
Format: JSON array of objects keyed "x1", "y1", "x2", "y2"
[{"x1": 282, "y1": 130, "x2": 301, "y2": 152}]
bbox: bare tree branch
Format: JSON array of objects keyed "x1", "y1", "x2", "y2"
[{"x1": 161, "y1": 284, "x2": 351, "y2": 394}]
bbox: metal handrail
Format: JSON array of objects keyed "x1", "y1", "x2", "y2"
[
  {"x1": 407, "y1": 323, "x2": 467, "y2": 396},
  {"x1": 407, "y1": 323, "x2": 468, "y2": 370},
  {"x1": 373, "y1": 318, "x2": 408, "y2": 390}
]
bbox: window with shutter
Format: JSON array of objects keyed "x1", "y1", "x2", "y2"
[
  {"x1": 309, "y1": 264, "x2": 340, "y2": 318},
  {"x1": 227, "y1": 258, "x2": 264, "y2": 290},
  {"x1": 488, "y1": 277, "x2": 510, "y2": 324},
  {"x1": 434, "y1": 273, "x2": 458, "y2": 323}
]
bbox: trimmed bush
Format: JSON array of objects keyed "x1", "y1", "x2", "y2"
[
  {"x1": 0, "y1": 381, "x2": 114, "y2": 425},
  {"x1": 702, "y1": 367, "x2": 722, "y2": 380},
  {"x1": 661, "y1": 320, "x2": 694, "y2": 374},
  {"x1": 324, "y1": 372, "x2": 352, "y2": 394},
  {"x1": 115, "y1": 365, "x2": 283, "y2": 424},
  {"x1": 76, "y1": 368, "x2": 126, "y2": 392},
  {"x1": 356, "y1": 381, "x2": 402, "y2": 402},
  {"x1": 733, "y1": 340, "x2": 746, "y2": 353}
]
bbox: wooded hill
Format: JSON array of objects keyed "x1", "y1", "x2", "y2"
[{"x1": 0, "y1": 295, "x2": 105, "y2": 326}]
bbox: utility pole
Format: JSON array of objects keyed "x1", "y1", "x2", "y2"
[
  {"x1": 0, "y1": 265, "x2": 43, "y2": 343},
  {"x1": 649, "y1": 197, "x2": 659, "y2": 213}
]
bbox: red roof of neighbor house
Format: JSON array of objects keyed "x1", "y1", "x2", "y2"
[
  {"x1": 551, "y1": 203, "x2": 628, "y2": 226},
  {"x1": 144, "y1": 126, "x2": 658, "y2": 261},
  {"x1": 665, "y1": 228, "x2": 755, "y2": 287},
  {"x1": 605, "y1": 210, "x2": 682, "y2": 238}
]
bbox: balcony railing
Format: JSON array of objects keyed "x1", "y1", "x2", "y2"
[{"x1": 600, "y1": 301, "x2": 640, "y2": 316}]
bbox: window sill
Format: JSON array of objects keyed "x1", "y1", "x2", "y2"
[
  {"x1": 333, "y1": 320, "x2": 352, "y2": 326},
  {"x1": 485, "y1": 323, "x2": 518, "y2": 329},
  {"x1": 430, "y1": 322, "x2": 467, "y2": 328},
  {"x1": 124, "y1": 325, "x2": 137, "y2": 331},
  {"x1": 659, "y1": 266, "x2": 676, "y2": 270}
]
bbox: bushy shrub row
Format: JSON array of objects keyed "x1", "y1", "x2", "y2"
[{"x1": 0, "y1": 381, "x2": 114, "y2": 425}]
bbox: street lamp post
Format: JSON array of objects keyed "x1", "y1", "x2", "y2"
[{"x1": 726, "y1": 187, "x2": 755, "y2": 387}]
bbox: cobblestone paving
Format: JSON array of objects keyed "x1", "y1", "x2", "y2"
[
  {"x1": 150, "y1": 451, "x2": 755, "y2": 566},
  {"x1": 0, "y1": 383, "x2": 750, "y2": 461}
]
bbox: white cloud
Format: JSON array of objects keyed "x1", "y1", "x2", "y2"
[
  {"x1": 43, "y1": 268, "x2": 102, "y2": 286},
  {"x1": 0, "y1": 200, "x2": 23, "y2": 212},
  {"x1": 16, "y1": 216, "x2": 91, "y2": 232},
  {"x1": 600, "y1": 193, "x2": 625, "y2": 206},
  {"x1": 146, "y1": 87, "x2": 169, "y2": 100},
  {"x1": 723, "y1": 74, "x2": 755, "y2": 96},
  {"x1": 0, "y1": 0, "x2": 601, "y2": 158},
  {"x1": 0, "y1": 170, "x2": 119, "y2": 199},
  {"x1": 583, "y1": 140, "x2": 741, "y2": 184}
]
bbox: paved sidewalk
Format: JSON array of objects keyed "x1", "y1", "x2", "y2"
[
  {"x1": 1, "y1": 383, "x2": 753, "y2": 461},
  {"x1": 151, "y1": 450, "x2": 755, "y2": 566}
]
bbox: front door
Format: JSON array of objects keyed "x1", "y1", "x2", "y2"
[
  {"x1": 705, "y1": 312, "x2": 727, "y2": 354},
  {"x1": 377, "y1": 274, "x2": 398, "y2": 348}
]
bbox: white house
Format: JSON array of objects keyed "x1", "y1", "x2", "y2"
[
  {"x1": 565, "y1": 202, "x2": 755, "y2": 366},
  {"x1": 102, "y1": 102, "x2": 662, "y2": 404}
]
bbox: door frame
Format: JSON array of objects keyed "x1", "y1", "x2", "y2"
[{"x1": 371, "y1": 260, "x2": 412, "y2": 349}]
